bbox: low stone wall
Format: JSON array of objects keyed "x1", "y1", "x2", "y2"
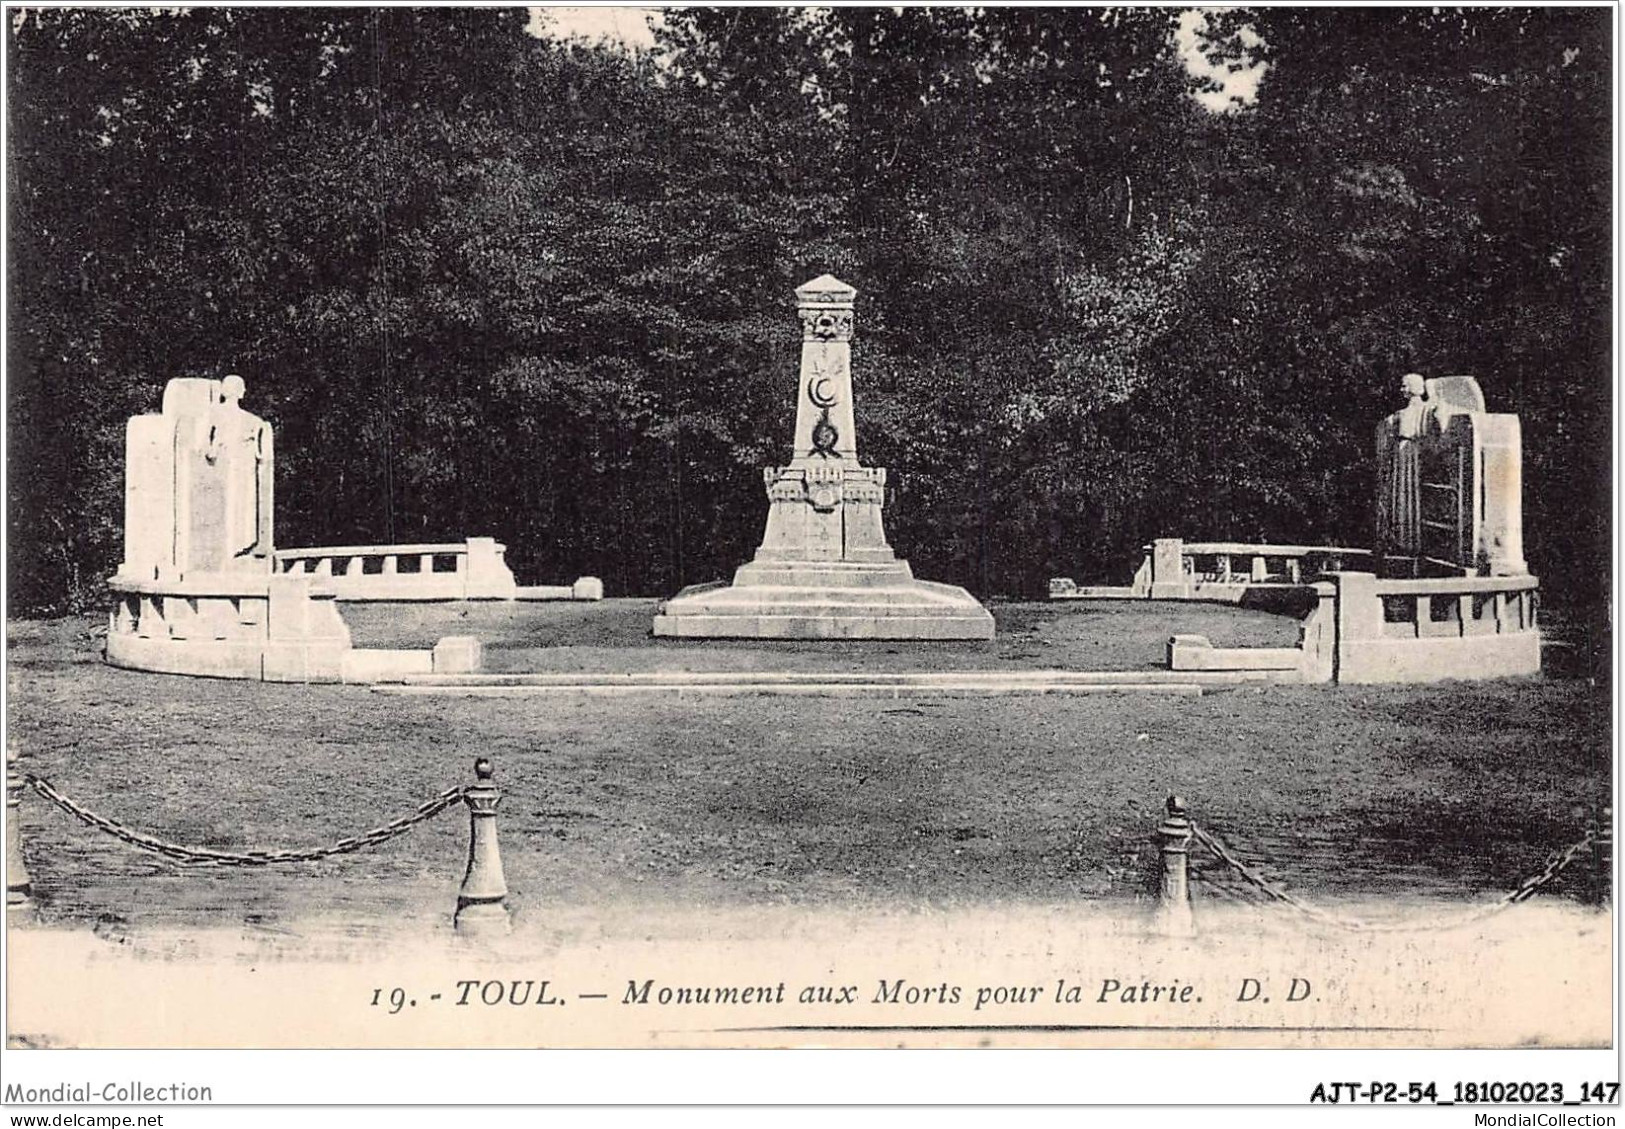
[
  {"x1": 107, "y1": 574, "x2": 355, "y2": 682},
  {"x1": 1169, "y1": 583, "x2": 1336, "y2": 684},
  {"x1": 273, "y1": 538, "x2": 602, "y2": 603},
  {"x1": 1329, "y1": 571, "x2": 1540, "y2": 683},
  {"x1": 1166, "y1": 572, "x2": 1539, "y2": 684},
  {"x1": 105, "y1": 574, "x2": 481, "y2": 684}
]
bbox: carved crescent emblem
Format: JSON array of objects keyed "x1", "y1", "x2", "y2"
[{"x1": 806, "y1": 375, "x2": 838, "y2": 409}]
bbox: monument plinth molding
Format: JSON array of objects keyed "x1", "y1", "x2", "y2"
[{"x1": 653, "y1": 275, "x2": 995, "y2": 640}]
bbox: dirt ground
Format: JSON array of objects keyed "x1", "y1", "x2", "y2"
[{"x1": 5, "y1": 601, "x2": 1610, "y2": 939}]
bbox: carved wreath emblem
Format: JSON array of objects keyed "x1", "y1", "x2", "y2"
[
  {"x1": 799, "y1": 308, "x2": 853, "y2": 341},
  {"x1": 807, "y1": 482, "x2": 840, "y2": 512},
  {"x1": 810, "y1": 412, "x2": 840, "y2": 459}
]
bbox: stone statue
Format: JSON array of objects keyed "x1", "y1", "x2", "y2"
[
  {"x1": 1373, "y1": 372, "x2": 1527, "y2": 577},
  {"x1": 209, "y1": 374, "x2": 273, "y2": 563},
  {"x1": 1376, "y1": 372, "x2": 1430, "y2": 562},
  {"x1": 118, "y1": 374, "x2": 275, "y2": 582}
]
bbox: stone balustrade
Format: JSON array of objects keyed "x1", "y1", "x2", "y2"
[
  {"x1": 1328, "y1": 571, "x2": 1539, "y2": 682},
  {"x1": 1161, "y1": 540, "x2": 1377, "y2": 589},
  {"x1": 272, "y1": 538, "x2": 602, "y2": 602},
  {"x1": 1050, "y1": 537, "x2": 1375, "y2": 602},
  {"x1": 1369, "y1": 574, "x2": 1538, "y2": 639},
  {"x1": 1167, "y1": 571, "x2": 1539, "y2": 684},
  {"x1": 273, "y1": 537, "x2": 517, "y2": 601}
]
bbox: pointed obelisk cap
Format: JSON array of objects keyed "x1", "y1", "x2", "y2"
[
  {"x1": 795, "y1": 274, "x2": 857, "y2": 308},
  {"x1": 796, "y1": 275, "x2": 857, "y2": 344}
]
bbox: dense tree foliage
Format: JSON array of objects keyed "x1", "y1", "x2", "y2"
[{"x1": 7, "y1": 7, "x2": 1610, "y2": 620}]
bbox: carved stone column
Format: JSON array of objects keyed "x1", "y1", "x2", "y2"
[{"x1": 653, "y1": 275, "x2": 994, "y2": 640}]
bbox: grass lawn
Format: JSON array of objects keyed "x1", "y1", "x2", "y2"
[
  {"x1": 337, "y1": 595, "x2": 1303, "y2": 672},
  {"x1": 5, "y1": 600, "x2": 1610, "y2": 938}
]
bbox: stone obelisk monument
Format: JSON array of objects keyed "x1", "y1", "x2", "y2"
[{"x1": 652, "y1": 275, "x2": 995, "y2": 639}]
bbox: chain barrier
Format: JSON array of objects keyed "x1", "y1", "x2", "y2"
[
  {"x1": 23, "y1": 775, "x2": 468, "y2": 868},
  {"x1": 1188, "y1": 819, "x2": 1600, "y2": 934}
]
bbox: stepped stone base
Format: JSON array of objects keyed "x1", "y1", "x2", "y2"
[{"x1": 651, "y1": 561, "x2": 995, "y2": 640}]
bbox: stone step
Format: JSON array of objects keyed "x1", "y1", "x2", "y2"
[
  {"x1": 729, "y1": 564, "x2": 918, "y2": 589},
  {"x1": 651, "y1": 613, "x2": 997, "y2": 640},
  {"x1": 373, "y1": 680, "x2": 1207, "y2": 699},
  {"x1": 660, "y1": 599, "x2": 984, "y2": 614},
  {"x1": 395, "y1": 668, "x2": 1268, "y2": 688},
  {"x1": 659, "y1": 588, "x2": 986, "y2": 609}
]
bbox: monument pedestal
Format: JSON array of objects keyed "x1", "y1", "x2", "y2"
[
  {"x1": 106, "y1": 375, "x2": 359, "y2": 681},
  {"x1": 655, "y1": 565, "x2": 995, "y2": 640},
  {"x1": 653, "y1": 275, "x2": 993, "y2": 641}
]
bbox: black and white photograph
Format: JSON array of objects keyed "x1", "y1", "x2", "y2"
[{"x1": 2, "y1": 1, "x2": 1616, "y2": 1114}]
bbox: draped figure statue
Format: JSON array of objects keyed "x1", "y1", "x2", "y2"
[
  {"x1": 208, "y1": 374, "x2": 273, "y2": 563},
  {"x1": 1375, "y1": 372, "x2": 1431, "y2": 565}
]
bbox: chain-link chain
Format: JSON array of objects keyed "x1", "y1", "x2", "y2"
[
  {"x1": 23, "y1": 775, "x2": 468, "y2": 868},
  {"x1": 1189, "y1": 820, "x2": 1600, "y2": 934}
]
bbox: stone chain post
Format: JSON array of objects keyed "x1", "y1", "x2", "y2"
[
  {"x1": 7, "y1": 745, "x2": 33, "y2": 911},
  {"x1": 1154, "y1": 794, "x2": 1195, "y2": 937},
  {"x1": 455, "y1": 757, "x2": 510, "y2": 935}
]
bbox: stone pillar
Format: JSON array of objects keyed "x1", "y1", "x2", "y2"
[
  {"x1": 1150, "y1": 538, "x2": 1186, "y2": 598},
  {"x1": 464, "y1": 537, "x2": 518, "y2": 599},
  {"x1": 1475, "y1": 416, "x2": 1528, "y2": 576},
  {"x1": 790, "y1": 274, "x2": 858, "y2": 465},
  {"x1": 751, "y1": 275, "x2": 899, "y2": 569},
  {"x1": 260, "y1": 576, "x2": 353, "y2": 683},
  {"x1": 121, "y1": 412, "x2": 177, "y2": 582},
  {"x1": 1330, "y1": 572, "x2": 1383, "y2": 641},
  {"x1": 1298, "y1": 583, "x2": 1338, "y2": 683},
  {"x1": 1328, "y1": 571, "x2": 1384, "y2": 683}
]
